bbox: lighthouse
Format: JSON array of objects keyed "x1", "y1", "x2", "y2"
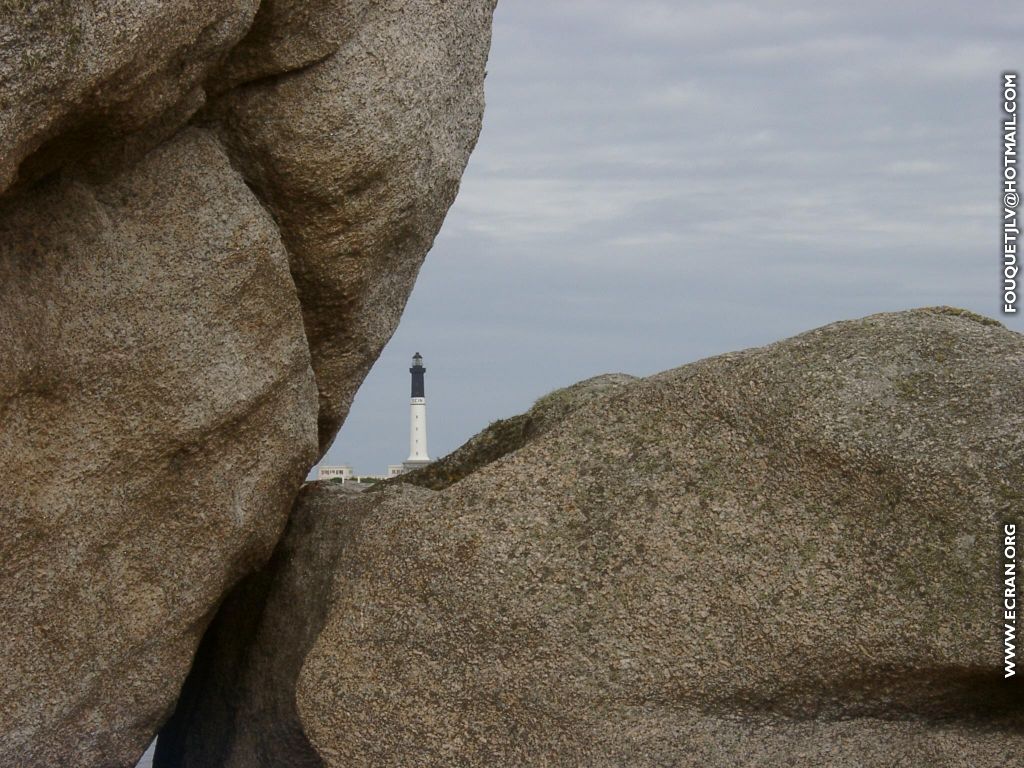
[{"x1": 404, "y1": 352, "x2": 430, "y2": 469}]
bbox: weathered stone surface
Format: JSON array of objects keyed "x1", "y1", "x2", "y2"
[
  {"x1": 161, "y1": 308, "x2": 1024, "y2": 766},
  {"x1": 0, "y1": 1, "x2": 258, "y2": 195},
  {"x1": 0, "y1": 128, "x2": 319, "y2": 767},
  {"x1": 204, "y1": 0, "x2": 498, "y2": 454},
  {"x1": 209, "y1": 0, "x2": 370, "y2": 92},
  {"x1": 398, "y1": 373, "x2": 638, "y2": 490}
]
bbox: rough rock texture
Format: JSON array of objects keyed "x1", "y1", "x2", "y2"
[
  {"x1": 0, "y1": 1, "x2": 495, "y2": 765},
  {"x1": 398, "y1": 373, "x2": 638, "y2": 490},
  {"x1": 155, "y1": 483, "x2": 434, "y2": 768},
  {"x1": 0, "y1": 1, "x2": 259, "y2": 195},
  {"x1": 0, "y1": 128, "x2": 318, "y2": 767},
  {"x1": 209, "y1": 0, "x2": 370, "y2": 91},
  {"x1": 160, "y1": 309, "x2": 1024, "y2": 766},
  {"x1": 204, "y1": 0, "x2": 497, "y2": 452}
]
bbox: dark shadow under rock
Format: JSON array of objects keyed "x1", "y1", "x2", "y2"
[{"x1": 155, "y1": 483, "x2": 434, "y2": 768}]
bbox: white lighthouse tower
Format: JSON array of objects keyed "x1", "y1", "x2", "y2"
[{"x1": 403, "y1": 352, "x2": 430, "y2": 470}]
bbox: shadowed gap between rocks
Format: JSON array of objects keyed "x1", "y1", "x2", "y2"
[{"x1": 152, "y1": 485, "x2": 370, "y2": 768}]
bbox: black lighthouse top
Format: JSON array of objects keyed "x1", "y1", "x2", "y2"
[{"x1": 410, "y1": 352, "x2": 426, "y2": 398}]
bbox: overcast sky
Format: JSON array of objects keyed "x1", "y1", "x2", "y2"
[{"x1": 316, "y1": 0, "x2": 1023, "y2": 477}]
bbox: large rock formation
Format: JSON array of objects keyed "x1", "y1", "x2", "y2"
[
  {"x1": 0, "y1": 1, "x2": 258, "y2": 194},
  {"x1": 0, "y1": 128, "x2": 319, "y2": 766},
  {"x1": 0, "y1": 2, "x2": 495, "y2": 765},
  {"x1": 158, "y1": 308, "x2": 1024, "y2": 766}
]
